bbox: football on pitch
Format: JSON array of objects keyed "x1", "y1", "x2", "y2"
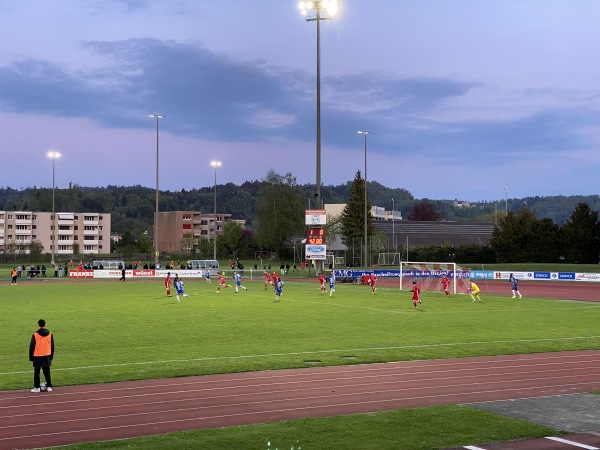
[{"x1": 40, "y1": 382, "x2": 47, "y2": 392}]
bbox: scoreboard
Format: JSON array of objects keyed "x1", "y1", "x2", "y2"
[{"x1": 306, "y1": 227, "x2": 326, "y2": 245}]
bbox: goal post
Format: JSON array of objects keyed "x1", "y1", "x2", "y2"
[{"x1": 399, "y1": 261, "x2": 471, "y2": 294}]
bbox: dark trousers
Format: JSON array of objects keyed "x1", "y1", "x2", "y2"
[{"x1": 34, "y1": 366, "x2": 52, "y2": 388}]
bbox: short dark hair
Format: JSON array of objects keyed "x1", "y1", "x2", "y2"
[{"x1": 38, "y1": 319, "x2": 46, "y2": 327}]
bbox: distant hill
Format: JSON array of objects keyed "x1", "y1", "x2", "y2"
[{"x1": 0, "y1": 184, "x2": 598, "y2": 235}]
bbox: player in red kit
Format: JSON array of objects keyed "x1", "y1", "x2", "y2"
[
  {"x1": 164, "y1": 272, "x2": 172, "y2": 297},
  {"x1": 318, "y1": 273, "x2": 326, "y2": 294},
  {"x1": 264, "y1": 271, "x2": 273, "y2": 290},
  {"x1": 441, "y1": 275, "x2": 451, "y2": 297},
  {"x1": 369, "y1": 273, "x2": 377, "y2": 294},
  {"x1": 217, "y1": 272, "x2": 231, "y2": 292},
  {"x1": 411, "y1": 280, "x2": 421, "y2": 309}
]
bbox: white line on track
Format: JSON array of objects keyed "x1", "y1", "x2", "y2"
[{"x1": 3, "y1": 381, "x2": 600, "y2": 444}]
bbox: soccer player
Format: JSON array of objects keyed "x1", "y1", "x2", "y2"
[
  {"x1": 205, "y1": 269, "x2": 211, "y2": 284},
  {"x1": 441, "y1": 274, "x2": 451, "y2": 297},
  {"x1": 369, "y1": 273, "x2": 377, "y2": 294},
  {"x1": 264, "y1": 271, "x2": 273, "y2": 290},
  {"x1": 470, "y1": 281, "x2": 482, "y2": 302},
  {"x1": 411, "y1": 280, "x2": 421, "y2": 309},
  {"x1": 275, "y1": 278, "x2": 283, "y2": 302},
  {"x1": 272, "y1": 271, "x2": 280, "y2": 285},
  {"x1": 318, "y1": 272, "x2": 326, "y2": 294},
  {"x1": 217, "y1": 272, "x2": 231, "y2": 292},
  {"x1": 233, "y1": 271, "x2": 248, "y2": 293},
  {"x1": 509, "y1": 273, "x2": 523, "y2": 298},
  {"x1": 173, "y1": 275, "x2": 189, "y2": 302},
  {"x1": 164, "y1": 272, "x2": 172, "y2": 297},
  {"x1": 328, "y1": 273, "x2": 336, "y2": 297}
]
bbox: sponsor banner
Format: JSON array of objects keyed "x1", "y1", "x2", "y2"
[
  {"x1": 557, "y1": 272, "x2": 576, "y2": 280},
  {"x1": 305, "y1": 209, "x2": 327, "y2": 225},
  {"x1": 332, "y1": 269, "x2": 469, "y2": 279},
  {"x1": 69, "y1": 270, "x2": 94, "y2": 278},
  {"x1": 533, "y1": 272, "x2": 551, "y2": 279},
  {"x1": 575, "y1": 273, "x2": 600, "y2": 282},
  {"x1": 93, "y1": 270, "x2": 126, "y2": 279},
  {"x1": 471, "y1": 271, "x2": 493, "y2": 280},
  {"x1": 133, "y1": 269, "x2": 155, "y2": 277},
  {"x1": 306, "y1": 244, "x2": 327, "y2": 260}
]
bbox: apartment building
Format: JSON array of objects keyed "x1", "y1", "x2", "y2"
[
  {"x1": 0, "y1": 211, "x2": 111, "y2": 255},
  {"x1": 156, "y1": 211, "x2": 233, "y2": 253}
]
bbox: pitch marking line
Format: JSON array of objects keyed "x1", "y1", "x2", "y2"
[
  {"x1": 545, "y1": 436, "x2": 599, "y2": 449},
  {"x1": 2, "y1": 337, "x2": 600, "y2": 376}
]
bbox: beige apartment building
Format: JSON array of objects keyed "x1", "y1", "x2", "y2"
[
  {"x1": 156, "y1": 211, "x2": 233, "y2": 253},
  {"x1": 0, "y1": 211, "x2": 111, "y2": 255}
]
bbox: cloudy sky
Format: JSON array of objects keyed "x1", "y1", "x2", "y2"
[{"x1": 1, "y1": 0, "x2": 599, "y2": 202}]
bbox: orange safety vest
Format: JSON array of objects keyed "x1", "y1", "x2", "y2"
[
  {"x1": 33, "y1": 332, "x2": 52, "y2": 357},
  {"x1": 11, "y1": 269, "x2": 17, "y2": 277}
]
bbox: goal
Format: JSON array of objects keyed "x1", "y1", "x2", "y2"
[
  {"x1": 378, "y1": 252, "x2": 402, "y2": 266},
  {"x1": 399, "y1": 261, "x2": 471, "y2": 295}
]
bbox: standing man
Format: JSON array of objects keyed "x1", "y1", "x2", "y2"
[
  {"x1": 29, "y1": 319, "x2": 54, "y2": 393},
  {"x1": 509, "y1": 273, "x2": 523, "y2": 299},
  {"x1": 11, "y1": 267, "x2": 18, "y2": 285},
  {"x1": 119, "y1": 267, "x2": 126, "y2": 281},
  {"x1": 441, "y1": 274, "x2": 452, "y2": 298},
  {"x1": 275, "y1": 277, "x2": 283, "y2": 302},
  {"x1": 411, "y1": 280, "x2": 422, "y2": 309},
  {"x1": 164, "y1": 272, "x2": 172, "y2": 297},
  {"x1": 233, "y1": 271, "x2": 248, "y2": 293}
]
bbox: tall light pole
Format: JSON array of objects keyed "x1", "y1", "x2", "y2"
[
  {"x1": 211, "y1": 161, "x2": 222, "y2": 260},
  {"x1": 392, "y1": 197, "x2": 395, "y2": 251},
  {"x1": 47, "y1": 151, "x2": 61, "y2": 266},
  {"x1": 299, "y1": 0, "x2": 338, "y2": 210},
  {"x1": 358, "y1": 130, "x2": 369, "y2": 267},
  {"x1": 149, "y1": 114, "x2": 164, "y2": 268},
  {"x1": 504, "y1": 187, "x2": 509, "y2": 214}
]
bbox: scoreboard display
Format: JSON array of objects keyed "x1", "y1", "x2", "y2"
[{"x1": 306, "y1": 227, "x2": 326, "y2": 245}]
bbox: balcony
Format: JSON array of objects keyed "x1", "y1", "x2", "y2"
[
  {"x1": 83, "y1": 220, "x2": 99, "y2": 226},
  {"x1": 83, "y1": 229, "x2": 99, "y2": 236},
  {"x1": 15, "y1": 229, "x2": 32, "y2": 236},
  {"x1": 58, "y1": 239, "x2": 74, "y2": 246},
  {"x1": 15, "y1": 218, "x2": 33, "y2": 225},
  {"x1": 83, "y1": 239, "x2": 99, "y2": 246},
  {"x1": 58, "y1": 229, "x2": 74, "y2": 236}
]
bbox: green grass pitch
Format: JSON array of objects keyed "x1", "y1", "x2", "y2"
[{"x1": 2, "y1": 277, "x2": 599, "y2": 391}]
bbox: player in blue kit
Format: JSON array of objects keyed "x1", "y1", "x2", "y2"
[
  {"x1": 174, "y1": 275, "x2": 189, "y2": 303},
  {"x1": 205, "y1": 269, "x2": 211, "y2": 284},
  {"x1": 328, "y1": 273, "x2": 336, "y2": 297},
  {"x1": 509, "y1": 273, "x2": 523, "y2": 299},
  {"x1": 275, "y1": 278, "x2": 283, "y2": 302},
  {"x1": 233, "y1": 271, "x2": 248, "y2": 293}
]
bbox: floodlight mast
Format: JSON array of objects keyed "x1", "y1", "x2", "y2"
[{"x1": 299, "y1": 0, "x2": 338, "y2": 274}]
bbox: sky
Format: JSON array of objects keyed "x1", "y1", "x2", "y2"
[{"x1": 1, "y1": 0, "x2": 600, "y2": 203}]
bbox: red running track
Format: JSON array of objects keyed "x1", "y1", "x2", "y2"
[{"x1": 1, "y1": 350, "x2": 600, "y2": 449}]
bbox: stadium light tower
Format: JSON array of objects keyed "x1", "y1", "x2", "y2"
[
  {"x1": 504, "y1": 187, "x2": 509, "y2": 214},
  {"x1": 211, "y1": 161, "x2": 222, "y2": 260},
  {"x1": 298, "y1": 0, "x2": 338, "y2": 209},
  {"x1": 149, "y1": 114, "x2": 164, "y2": 268},
  {"x1": 392, "y1": 197, "x2": 395, "y2": 250},
  {"x1": 358, "y1": 130, "x2": 370, "y2": 267},
  {"x1": 47, "y1": 151, "x2": 61, "y2": 266}
]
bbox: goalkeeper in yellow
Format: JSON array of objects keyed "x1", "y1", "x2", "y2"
[{"x1": 469, "y1": 281, "x2": 482, "y2": 302}]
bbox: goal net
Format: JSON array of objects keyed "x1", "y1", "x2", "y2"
[
  {"x1": 378, "y1": 252, "x2": 402, "y2": 266},
  {"x1": 399, "y1": 261, "x2": 471, "y2": 295}
]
